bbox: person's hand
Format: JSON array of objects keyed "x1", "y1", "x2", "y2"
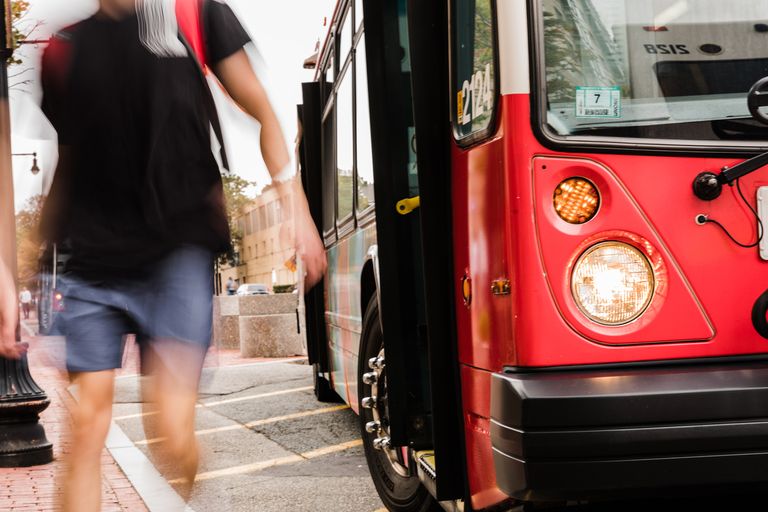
[
  {"x1": 0, "y1": 264, "x2": 26, "y2": 360},
  {"x1": 276, "y1": 178, "x2": 327, "y2": 290},
  {"x1": 295, "y1": 207, "x2": 327, "y2": 289}
]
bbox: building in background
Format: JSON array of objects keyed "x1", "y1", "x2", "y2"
[{"x1": 217, "y1": 185, "x2": 297, "y2": 294}]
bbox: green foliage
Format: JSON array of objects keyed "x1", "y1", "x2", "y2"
[
  {"x1": 6, "y1": 0, "x2": 30, "y2": 66},
  {"x1": 338, "y1": 173, "x2": 353, "y2": 217},
  {"x1": 339, "y1": 173, "x2": 373, "y2": 214},
  {"x1": 221, "y1": 172, "x2": 255, "y2": 265},
  {"x1": 542, "y1": 0, "x2": 627, "y2": 105},
  {"x1": 273, "y1": 284, "x2": 295, "y2": 294},
  {"x1": 15, "y1": 194, "x2": 43, "y2": 287}
]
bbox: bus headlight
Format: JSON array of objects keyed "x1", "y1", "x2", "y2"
[{"x1": 571, "y1": 242, "x2": 654, "y2": 326}]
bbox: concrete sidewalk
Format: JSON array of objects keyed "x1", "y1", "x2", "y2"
[{"x1": 0, "y1": 318, "x2": 284, "y2": 512}]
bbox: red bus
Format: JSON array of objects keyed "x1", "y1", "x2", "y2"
[{"x1": 298, "y1": 0, "x2": 768, "y2": 509}]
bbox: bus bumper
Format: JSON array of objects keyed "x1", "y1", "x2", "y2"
[{"x1": 490, "y1": 361, "x2": 768, "y2": 501}]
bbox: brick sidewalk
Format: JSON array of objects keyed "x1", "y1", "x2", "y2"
[
  {"x1": 0, "y1": 318, "x2": 292, "y2": 511},
  {"x1": 0, "y1": 327, "x2": 149, "y2": 512}
]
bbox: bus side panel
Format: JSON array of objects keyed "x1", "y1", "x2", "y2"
[
  {"x1": 324, "y1": 225, "x2": 378, "y2": 412},
  {"x1": 460, "y1": 364, "x2": 509, "y2": 510},
  {"x1": 452, "y1": 98, "x2": 516, "y2": 508},
  {"x1": 452, "y1": 107, "x2": 516, "y2": 373}
]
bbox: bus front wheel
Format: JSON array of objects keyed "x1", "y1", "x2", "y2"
[{"x1": 358, "y1": 296, "x2": 440, "y2": 512}]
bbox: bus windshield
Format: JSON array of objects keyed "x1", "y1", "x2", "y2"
[{"x1": 540, "y1": 0, "x2": 768, "y2": 142}]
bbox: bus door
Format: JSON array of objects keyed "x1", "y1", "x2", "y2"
[
  {"x1": 361, "y1": 0, "x2": 432, "y2": 452},
  {"x1": 364, "y1": 0, "x2": 468, "y2": 503}
]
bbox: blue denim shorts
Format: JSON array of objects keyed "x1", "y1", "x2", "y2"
[{"x1": 59, "y1": 245, "x2": 213, "y2": 373}]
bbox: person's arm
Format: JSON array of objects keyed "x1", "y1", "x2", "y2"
[{"x1": 212, "y1": 50, "x2": 326, "y2": 288}]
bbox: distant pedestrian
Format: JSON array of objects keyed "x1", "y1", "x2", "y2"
[
  {"x1": 226, "y1": 277, "x2": 237, "y2": 295},
  {"x1": 19, "y1": 288, "x2": 32, "y2": 320}
]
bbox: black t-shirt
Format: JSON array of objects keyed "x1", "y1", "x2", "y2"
[{"x1": 40, "y1": 0, "x2": 251, "y2": 276}]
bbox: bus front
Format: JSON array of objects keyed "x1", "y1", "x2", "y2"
[{"x1": 460, "y1": 0, "x2": 768, "y2": 505}]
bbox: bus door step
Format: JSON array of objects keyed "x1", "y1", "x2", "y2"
[{"x1": 415, "y1": 450, "x2": 437, "y2": 496}]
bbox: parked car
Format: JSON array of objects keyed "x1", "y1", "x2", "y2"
[{"x1": 236, "y1": 284, "x2": 269, "y2": 296}]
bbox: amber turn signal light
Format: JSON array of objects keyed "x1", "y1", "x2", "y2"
[{"x1": 553, "y1": 178, "x2": 599, "y2": 224}]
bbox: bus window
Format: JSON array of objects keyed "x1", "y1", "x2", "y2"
[
  {"x1": 354, "y1": 0, "x2": 363, "y2": 30},
  {"x1": 356, "y1": 34, "x2": 375, "y2": 214},
  {"x1": 339, "y1": 8, "x2": 353, "y2": 64},
  {"x1": 337, "y1": 61, "x2": 355, "y2": 223},
  {"x1": 322, "y1": 106, "x2": 336, "y2": 236},
  {"x1": 452, "y1": 0, "x2": 497, "y2": 142},
  {"x1": 541, "y1": 0, "x2": 768, "y2": 142}
]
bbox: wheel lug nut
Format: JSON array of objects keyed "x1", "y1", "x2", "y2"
[
  {"x1": 363, "y1": 372, "x2": 378, "y2": 385},
  {"x1": 372, "y1": 436, "x2": 391, "y2": 450},
  {"x1": 365, "y1": 420, "x2": 381, "y2": 433},
  {"x1": 368, "y1": 356, "x2": 385, "y2": 370},
  {"x1": 361, "y1": 397, "x2": 377, "y2": 409}
]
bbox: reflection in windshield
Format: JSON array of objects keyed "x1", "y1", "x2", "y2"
[{"x1": 542, "y1": 0, "x2": 768, "y2": 141}]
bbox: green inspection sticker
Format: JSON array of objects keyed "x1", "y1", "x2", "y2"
[{"x1": 575, "y1": 86, "x2": 621, "y2": 118}]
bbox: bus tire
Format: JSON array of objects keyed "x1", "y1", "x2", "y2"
[
  {"x1": 313, "y1": 362, "x2": 339, "y2": 402},
  {"x1": 358, "y1": 295, "x2": 440, "y2": 512}
]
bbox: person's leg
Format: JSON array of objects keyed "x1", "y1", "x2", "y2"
[
  {"x1": 140, "y1": 340, "x2": 204, "y2": 497},
  {"x1": 136, "y1": 245, "x2": 213, "y2": 496},
  {"x1": 57, "y1": 274, "x2": 131, "y2": 511},
  {"x1": 62, "y1": 370, "x2": 115, "y2": 512}
]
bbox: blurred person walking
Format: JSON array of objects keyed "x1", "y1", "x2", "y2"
[
  {"x1": 0, "y1": 0, "x2": 326, "y2": 510},
  {"x1": 226, "y1": 276, "x2": 236, "y2": 295},
  {"x1": 19, "y1": 287, "x2": 32, "y2": 320}
]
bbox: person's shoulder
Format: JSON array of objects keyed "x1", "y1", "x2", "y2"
[
  {"x1": 43, "y1": 22, "x2": 83, "y2": 60},
  {"x1": 42, "y1": 21, "x2": 87, "y2": 80},
  {"x1": 52, "y1": 20, "x2": 86, "y2": 42}
]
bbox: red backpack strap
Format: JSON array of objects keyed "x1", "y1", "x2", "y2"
[
  {"x1": 176, "y1": 0, "x2": 208, "y2": 68},
  {"x1": 43, "y1": 28, "x2": 76, "y2": 91}
]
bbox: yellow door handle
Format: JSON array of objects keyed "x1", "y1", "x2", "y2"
[{"x1": 396, "y1": 196, "x2": 420, "y2": 215}]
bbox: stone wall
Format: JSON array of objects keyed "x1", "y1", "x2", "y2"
[{"x1": 213, "y1": 294, "x2": 306, "y2": 358}]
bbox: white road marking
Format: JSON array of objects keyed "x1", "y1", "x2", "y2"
[
  {"x1": 169, "y1": 439, "x2": 364, "y2": 484},
  {"x1": 136, "y1": 405, "x2": 350, "y2": 446},
  {"x1": 201, "y1": 385, "x2": 313, "y2": 408},
  {"x1": 113, "y1": 385, "x2": 313, "y2": 421}
]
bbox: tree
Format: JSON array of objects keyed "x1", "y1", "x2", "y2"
[
  {"x1": 15, "y1": 194, "x2": 43, "y2": 288},
  {"x1": 221, "y1": 172, "x2": 255, "y2": 265},
  {"x1": 6, "y1": 0, "x2": 30, "y2": 65},
  {"x1": 7, "y1": 0, "x2": 40, "y2": 90}
]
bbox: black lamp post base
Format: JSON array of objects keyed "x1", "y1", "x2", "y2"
[
  {"x1": 0, "y1": 356, "x2": 54, "y2": 467},
  {"x1": 0, "y1": 401, "x2": 54, "y2": 467}
]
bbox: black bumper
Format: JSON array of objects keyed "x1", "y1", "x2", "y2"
[{"x1": 491, "y1": 361, "x2": 768, "y2": 501}]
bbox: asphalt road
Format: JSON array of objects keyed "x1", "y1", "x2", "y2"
[{"x1": 112, "y1": 360, "x2": 385, "y2": 512}]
